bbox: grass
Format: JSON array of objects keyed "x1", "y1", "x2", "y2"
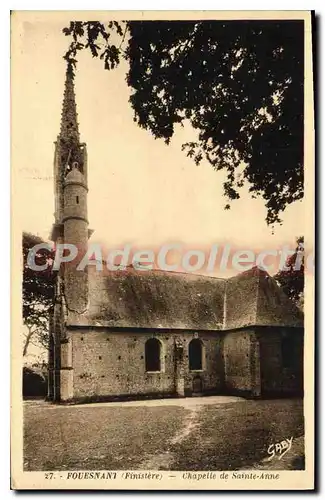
[
  {"x1": 171, "y1": 399, "x2": 304, "y2": 470},
  {"x1": 24, "y1": 404, "x2": 186, "y2": 470},
  {"x1": 24, "y1": 398, "x2": 304, "y2": 471}
]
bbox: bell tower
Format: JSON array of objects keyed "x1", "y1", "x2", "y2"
[
  {"x1": 51, "y1": 68, "x2": 88, "y2": 232},
  {"x1": 51, "y1": 68, "x2": 91, "y2": 313},
  {"x1": 49, "y1": 67, "x2": 92, "y2": 402}
]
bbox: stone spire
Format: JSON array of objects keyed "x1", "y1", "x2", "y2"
[
  {"x1": 59, "y1": 69, "x2": 80, "y2": 144},
  {"x1": 51, "y1": 66, "x2": 89, "y2": 241},
  {"x1": 56, "y1": 68, "x2": 85, "y2": 174}
]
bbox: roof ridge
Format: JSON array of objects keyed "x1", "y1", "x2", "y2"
[{"x1": 90, "y1": 265, "x2": 228, "y2": 281}]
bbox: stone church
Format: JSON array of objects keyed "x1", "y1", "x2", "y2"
[{"x1": 48, "y1": 71, "x2": 304, "y2": 403}]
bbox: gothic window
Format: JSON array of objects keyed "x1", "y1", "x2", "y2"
[
  {"x1": 189, "y1": 339, "x2": 203, "y2": 371},
  {"x1": 145, "y1": 338, "x2": 161, "y2": 372}
]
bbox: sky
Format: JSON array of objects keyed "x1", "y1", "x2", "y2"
[{"x1": 12, "y1": 16, "x2": 305, "y2": 280}]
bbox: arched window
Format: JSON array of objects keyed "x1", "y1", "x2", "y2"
[
  {"x1": 145, "y1": 338, "x2": 161, "y2": 372},
  {"x1": 189, "y1": 339, "x2": 203, "y2": 371}
]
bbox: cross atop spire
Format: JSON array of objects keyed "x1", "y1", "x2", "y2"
[{"x1": 59, "y1": 69, "x2": 80, "y2": 144}]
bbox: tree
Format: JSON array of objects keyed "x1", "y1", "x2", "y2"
[
  {"x1": 63, "y1": 20, "x2": 304, "y2": 225},
  {"x1": 22, "y1": 232, "x2": 56, "y2": 356},
  {"x1": 274, "y1": 236, "x2": 304, "y2": 306}
]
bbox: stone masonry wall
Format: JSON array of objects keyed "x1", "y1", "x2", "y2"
[
  {"x1": 70, "y1": 329, "x2": 224, "y2": 401},
  {"x1": 258, "y1": 327, "x2": 304, "y2": 395},
  {"x1": 223, "y1": 329, "x2": 255, "y2": 394}
]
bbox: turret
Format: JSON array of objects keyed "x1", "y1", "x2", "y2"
[
  {"x1": 63, "y1": 162, "x2": 88, "y2": 224},
  {"x1": 63, "y1": 162, "x2": 89, "y2": 312}
]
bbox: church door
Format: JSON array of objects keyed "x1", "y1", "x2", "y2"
[{"x1": 192, "y1": 375, "x2": 203, "y2": 395}]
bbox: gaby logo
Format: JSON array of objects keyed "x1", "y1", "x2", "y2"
[{"x1": 267, "y1": 436, "x2": 293, "y2": 460}]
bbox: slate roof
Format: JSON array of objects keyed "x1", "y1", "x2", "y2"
[
  {"x1": 66, "y1": 266, "x2": 303, "y2": 330},
  {"x1": 68, "y1": 267, "x2": 226, "y2": 330},
  {"x1": 225, "y1": 267, "x2": 303, "y2": 329}
]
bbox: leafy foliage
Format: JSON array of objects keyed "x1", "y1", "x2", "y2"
[
  {"x1": 22, "y1": 232, "x2": 56, "y2": 355},
  {"x1": 63, "y1": 20, "x2": 304, "y2": 225},
  {"x1": 274, "y1": 236, "x2": 304, "y2": 305},
  {"x1": 63, "y1": 21, "x2": 125, "y2": 76}
]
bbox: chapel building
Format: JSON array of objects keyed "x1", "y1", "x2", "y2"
[{"x1": 48, "y1": 70, "x2": 304, "y2": 403}]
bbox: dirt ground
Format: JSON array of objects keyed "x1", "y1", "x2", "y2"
[{"x1": 24, "y1": 396, "x2": 304, "y2": 471}]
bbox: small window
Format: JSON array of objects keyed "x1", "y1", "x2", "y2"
[
  {"x1": 189, "y1": 339, "x2": 203, "y2": 371},
  {"x1": 145, "y1": 338, "x2": 161, "y2": 372},
  {"x1": 76, "y1": 196, "x2": 79, "y2": 204}
]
